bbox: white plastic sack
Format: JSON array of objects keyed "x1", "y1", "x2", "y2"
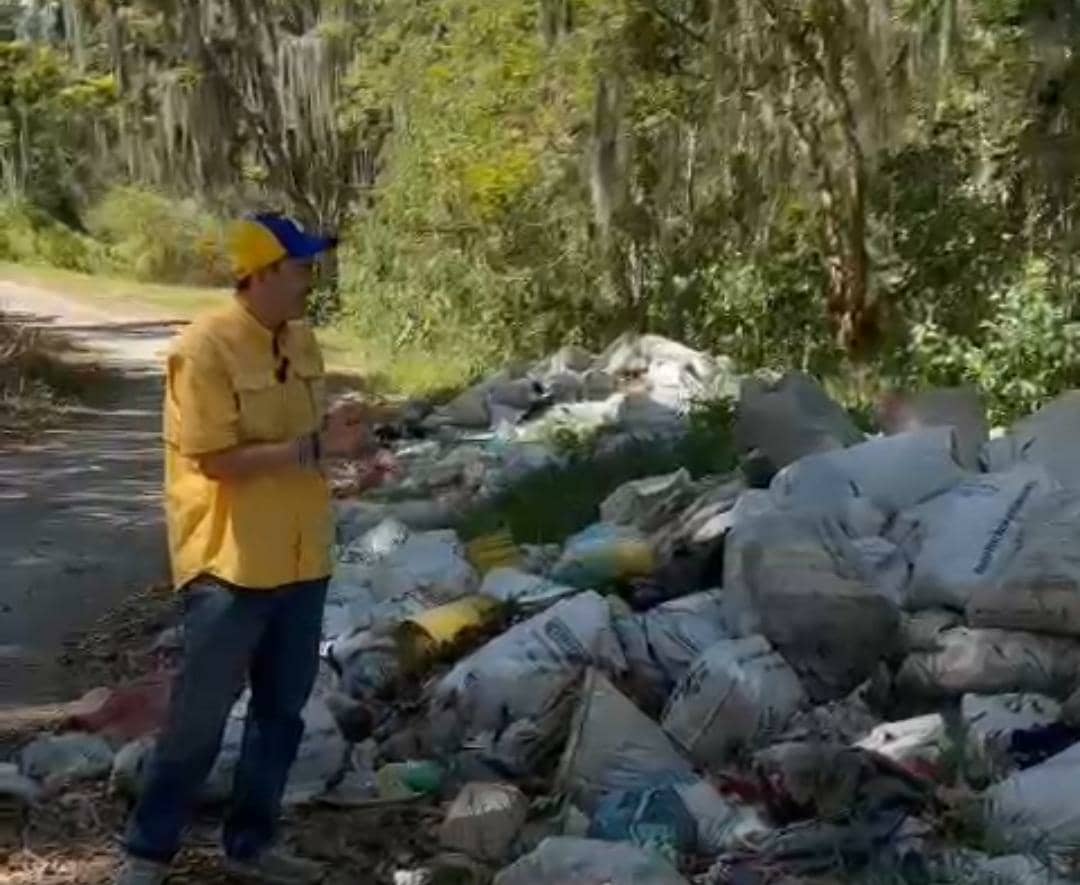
[
  {"x1": 614, "y1": 591, "x2": 737, "y2": 712},
  {"x1": 896, "y1": 627, "x2": 1080, "y2": 698},
  {"x1": 439, "y1": 782, "x2": 530, "y2": 863},
  {"x1": 967, "y1": 492, "x2": 1080, "y2": 636},
  {"x1": 735, "y1": 373, "x2": 864, "y2": 470},
  {"x1": 18, "y1": 733, "x2": 114, "y2": 787},
  {"x1": 427, "y1": 592, "x2": 626, "y2": 769},
  {"x1": 983, "y1": 390, "x2": 1080, "y2": 491},
  {"x1": 369, "y1": 530, "x2": 477, "y2": 602},
  {"x1": 935, "y1": 850, "x2": 1074, "y2": 885},
  {"x1": 896, "y1": 464, "x2": 1058, "y2": 612},
  {"x1": 985, "y1": 741, "x2": 1080, "y2": 855},
  {"x1": 772, "y1": 427, "x2": 965, "y2": 517},
  {"x1": 479, "y1": 567, "x2": 579, "y2": 611},
  {"x1": 737, "y1": 510, "x2": 901, "y2": 700},
  {"x1": 556, "y1": 669, "x2": 694, "y2": 813},
  {"x1": 494, "y1": 837, "x2": 689, "y2": 885},
  {"x1": 900, "y1": 609, "x2": 962, "y2": 653},
  {"x1": 878, "y1": 387, "x2": 989, "y2": 471},
  {"x1": 661, "y1": 635, "x2": 807, "y2": 767}
]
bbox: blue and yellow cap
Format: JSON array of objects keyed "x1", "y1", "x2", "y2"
[{"x1": 227, "y1": 213, "x2": 339, "y2": 281}]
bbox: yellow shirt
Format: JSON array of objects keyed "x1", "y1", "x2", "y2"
[{"x1": 164, "y1": 299, "x2": 332, "y2": 590}]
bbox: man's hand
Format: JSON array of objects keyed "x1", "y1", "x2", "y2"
[{"x1": 321, "y1": 407, "x2": 373, "y2": 459}]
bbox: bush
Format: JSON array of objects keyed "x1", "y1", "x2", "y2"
[
  {"x1": 905, "y1": 259, "x2": 1080, "y2": 424},
  {"x1": 86, "y1": 186, "x2": 232, "y2": 286},
  {"x1": 457, "y1": 395, "x2": 738, "y2": 543},
  {"x1": 0, "y1": 200, "x2": 98, "y2": 271}
]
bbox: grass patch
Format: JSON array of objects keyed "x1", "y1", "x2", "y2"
[
  {"x1": 457, "y1": 398, "x2": 738, "y2": 544},
  {"x1": 0, "y1": 263, "x2": 480, "y2": 396},
  {"x1": 0, "y1": 261, "x2": 228, "y2": 319}
]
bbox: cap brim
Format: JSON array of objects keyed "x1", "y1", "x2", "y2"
[{"x1": 286, "y1": 234, "x2": 339, "y2": 261}]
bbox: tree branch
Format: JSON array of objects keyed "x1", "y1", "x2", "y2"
[{"x1": 642, "y1": 0, "x2": 706, "y2": 45}]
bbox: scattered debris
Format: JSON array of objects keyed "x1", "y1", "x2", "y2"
[
  {"x1": 438, "y1": 782, "x2": 528, "y2": 862},
  {"x1": 23, "y1": 337, "x2": 1080, "y2": 883}
]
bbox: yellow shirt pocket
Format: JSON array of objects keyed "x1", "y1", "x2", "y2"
[
  {"x1": 289, "y1": 358, "x2": 325, "y2": 435},
  {"x1": 234, "y1": 369, "x2": 286, "y2": 442}
]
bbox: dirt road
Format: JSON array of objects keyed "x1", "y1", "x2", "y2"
[{"x1": 0, "y1": 280, "x2": 181, "y2": 708}]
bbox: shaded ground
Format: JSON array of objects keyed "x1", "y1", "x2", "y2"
[{"x1": 0, "y1": 281, "x2": 176, "y2": 709}]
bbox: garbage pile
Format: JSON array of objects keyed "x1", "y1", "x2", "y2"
[
  {"x1": 13, "y1": 335, "x2": 1080, "y2": 884},
  {"x1": 333, "y1": 333, "x2": 737, "y2": 534}
]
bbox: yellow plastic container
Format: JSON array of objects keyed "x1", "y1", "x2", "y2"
[
  {"x1": 466, "y1": 529, "x2": 522, "y2": 574},
  {"x1": 396, "y1": 595, "x2": 503, "y2": 672}
]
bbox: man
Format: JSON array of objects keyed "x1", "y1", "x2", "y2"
[{"x1": 118, "y1": 214, "x2": 369, "y2": 885}]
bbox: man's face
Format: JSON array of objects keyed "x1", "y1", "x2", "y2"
[{"x1": 263, "y1": 257, "x2": 315, "y2": 321}]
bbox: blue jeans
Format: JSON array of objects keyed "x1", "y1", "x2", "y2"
[{"x1": 125, "y1": 575, "x2": 328, "y2": 863}]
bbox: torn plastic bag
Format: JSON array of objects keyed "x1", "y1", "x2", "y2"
[
  {"x1": 601, "y1": 469, "x2": 697, "y2": 534},
  {"x1": 878, "y1": 386, "x2": 989, "y2": 471},
  {"x1": 613, "y1": 591, "x2": 738, "y2": 714},
  {"x1": 894, "y1": 464, "x2": 1058, "y2": 612},
  {"x1": 985, "y1": 740, "x2": 1080, "y2": 857},
  {"x1": 967, "y1": 491, "x2": 1080, "y2": 636},
  {"x1": 661, "y1": 635, "x2": 807, "y2": 768},
  {"x1": 551, "y1": 524, "x2": 656, "y2": 589},
  {"x1": 896, "y1": 627, "x2": 1080, "y2": 698},
  {"x1": 771, "y1": 426, "x2": 965, "y2": 517},
  {"x1": 780, "y1": 687, "x2": 881, "y2": 744},
  {"x1": 963, "y1": 693, "x2": 1062, "y2": 776},
  {"x1": 336, "y1": 517, "x2": 410, "y2": 567},
  {"x1": 734, "y1": 373, "x2": 864, "y2": 472},
  {"x1": 741, "y1": 810, "x2": 910, "y2": 878},
  {"x1": 0, "y1": 763, "x2": 40, "y2": 808},
  {"x1": 590, "y1": 786, "x2": 698, "y2": 864},
  {"x1": 854, "y1": 715, "x2": 948, "y2": 780},
  {"x1": 556, "y1": 669, "x2": 693, "y2": 812},
  {"x1": 588, "y1": 780, "x2": 768, "y2": 861},
  {"x1": 427, "y1": 592, "x2": 626, "y2": 773},
  {"x1": 649, "y1": 476, "x2": 745, "y2": 563},
  {"x1": 983, "y1": 390, "x2": 1080, "y2": 491},
  {"x1": 478, "y1": 567, "x2": 578, "y2": 612},
  {"x1": 738, "y1": 510, "x2": 901, "y2": 700},
  {"x1": 493, "y1": 836, "x2": 690, "y2": 885},
  {"x1": 752, "y1": 742, "x2": 932, "y2": 822},
  {"x1": 18, "y1": 733, "x2": 114, "y2": 788}
]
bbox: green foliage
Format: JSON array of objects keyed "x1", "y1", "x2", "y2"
[
  {"x1": 458, "y1": 394, "x2": 737, "y2": 543},
  {"x1": 906, "y1": 260, "x2": 1080, "y2": 423},
  {"x1": 86, "y1": 187, "x2": 231, "y2": 286},
  {"x1": 6, "y1": 0, "x2": 1080, "y2": 425},
  {"x1": 0, "y1": 200, "x2": 98, "y2": 271}
]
